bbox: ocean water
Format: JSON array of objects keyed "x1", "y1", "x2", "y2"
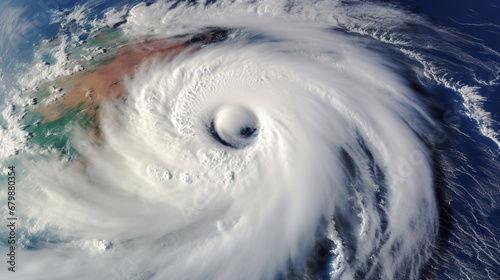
[{"x1": 0, "y1": 0, "x2": 498, "y2": 279}]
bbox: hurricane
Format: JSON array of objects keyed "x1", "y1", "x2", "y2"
[{"x1": 0, "y1": 1, "x2": 499, "y2": 279}]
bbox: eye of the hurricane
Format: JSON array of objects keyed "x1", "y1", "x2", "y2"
[{"x1": 209, "y1": 105, "x2": 259, "y2": 149}]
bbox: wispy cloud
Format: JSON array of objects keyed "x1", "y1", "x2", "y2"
[{"x1": 0, "y1": 3, "x2": 27, "y2": 52}]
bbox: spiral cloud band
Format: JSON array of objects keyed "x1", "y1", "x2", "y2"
[{"x1": 1, "y1": 0, "x2": 499, "y2": 279}]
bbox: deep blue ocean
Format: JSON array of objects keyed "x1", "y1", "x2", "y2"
[{"x1": 399, "y1": 1, "x2": 500, "y2": 278}]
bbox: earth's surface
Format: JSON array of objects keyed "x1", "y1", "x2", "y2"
[{"x1": 0, "y1": 1, "x2": 499, "y2": 279}]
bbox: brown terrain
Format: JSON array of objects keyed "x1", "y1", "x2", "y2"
[
  {"x1": 40, "y1": 39, "x2": 192, "y2": 124},
  {"x1": 39, "y1": 30, "x2": 228, "y2": 122},
  {"x1": 35, "y1": 29, "x2": 227, "y2": 144}
]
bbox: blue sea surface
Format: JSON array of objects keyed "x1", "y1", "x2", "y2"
[
  {"x1": 400, "y1": 0, "x2": 500, "y2": 118},
  {"x1": 397, "y1": 1, "x2": 500, "y2": 278}
]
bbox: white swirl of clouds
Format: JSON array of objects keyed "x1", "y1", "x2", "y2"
[{"x1": 8, "y1": 0, "x2": 494, "y2": 279}]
